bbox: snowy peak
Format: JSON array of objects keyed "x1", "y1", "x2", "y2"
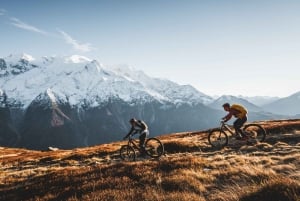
[
  {"x1": 64, "y1": 55, "x2": 92, "y2": 64},
  {"x1": 5, "y1": 53, "x2": 35, "y2": 62},
  {"x1": 0, "y1": 53, "x2": 39, "y2": 77},
  {"x1": 108, "y1": 64, "x2": 213, "y2": 105},
  {"x1": 0, "y1": 54, "x2": 212, "y2": 108}
]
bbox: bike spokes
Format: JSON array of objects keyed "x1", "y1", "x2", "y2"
[
  {"x1": 243, "y1": 124, "x2": 266, "y2": 142},
  {"x1": 120, "y1": 145, "x2": 136, "y2": 161},
  {"x1": 145, "y1": 138, "x2": 164, "y2": 158},
  {"x1": 208, "y1": 129, "x2": 228, "y2": 148}
]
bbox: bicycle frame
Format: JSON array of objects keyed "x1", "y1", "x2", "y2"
[
  {"x1": 208, "y1": 120, "x2": 267, "y2": 148},
  {"x1": 220, "y1": 121, "x2": 235, "y2": 135},
  {"x1": 127, "y1": 135, "x2": 142, "y2": 152}
]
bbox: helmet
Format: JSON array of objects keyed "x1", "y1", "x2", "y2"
[{"x1": 129, "y1": 118, "x2": 137, "y2": 123}]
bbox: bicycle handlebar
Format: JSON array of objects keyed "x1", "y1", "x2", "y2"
[{"x1": 123, "y1": 133, "x2": 137, "y2": 140}]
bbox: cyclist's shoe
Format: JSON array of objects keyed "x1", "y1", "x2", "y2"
[
  {"x1": 139, "y1": 148, "x2": 147, "y2": 158},
  {"x1": 139, "y1": 151, "x2": 147, "y2": 158}
]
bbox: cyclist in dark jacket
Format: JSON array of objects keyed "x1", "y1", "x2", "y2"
[{"x1": 124, "y1": 118, "x2": 149, "y2": 152}]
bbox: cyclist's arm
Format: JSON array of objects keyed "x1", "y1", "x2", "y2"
[
  {"x1": 124, "y1": 126, "x2": 135, "y2": 138},
  {"x1": 222, "y1": 112, "x2": 233, "y2": 122}
]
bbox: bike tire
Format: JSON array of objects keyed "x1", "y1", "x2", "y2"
[
  {"x1": 243, "y1": 124, "x2": 266, "y2": 142},
  {"x1": 144, "y1": 137, "x2": 164, "y2": 158},
  {"x1": 208, "y1": 129, "x2": 228, "y2": 148},
  {"x1": 120, "y1": 145, "x2": 136, "y2": 161}
]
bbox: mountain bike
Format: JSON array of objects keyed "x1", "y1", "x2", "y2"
[
  {"x1": 119, "y1": 134, "x2": 164, "y2": 161},
  {"x1": 208, "y1": 120, "x2": 266, "y2": 148}
]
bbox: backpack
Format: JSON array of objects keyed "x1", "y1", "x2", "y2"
[
  {"x1": 231, "y1": 104, "x2": 248, "y2": 117},
  {"x1": 137, "y1": 120, "x2": 148, "y2": 130}
]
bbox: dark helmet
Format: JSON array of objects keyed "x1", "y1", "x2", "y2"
[
  {"x1": 129, "y1": 118, "x2": 137, "y2": 123},
  {"x1": 222, "y1": 103, "x2": 230, "y2": 108}
]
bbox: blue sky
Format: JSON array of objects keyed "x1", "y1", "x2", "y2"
[{"x1": 1, "y1": 0, "x2": 300, "y2": 97}]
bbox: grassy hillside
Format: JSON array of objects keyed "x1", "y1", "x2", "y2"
[{"x1": 1, "y1": 119, "x2": 300, "y2": 201}]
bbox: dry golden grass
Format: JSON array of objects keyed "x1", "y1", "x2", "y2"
[{"x1": 1, "y1": 119, "x2": 300, "y2": 201}]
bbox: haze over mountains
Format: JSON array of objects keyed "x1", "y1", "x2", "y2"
[{"x1": 0, "y1": 54, "x2": 298, "y2": 149}]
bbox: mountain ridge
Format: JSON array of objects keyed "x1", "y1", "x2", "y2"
[
  {"x1": 0, "y1": 54, "x2": 221, "y2": 149},
  {"x1": 0, "y1": 54, "x2": 212, "y2": 108},
  {"x1": 0, "y1": 53, "x2": 298, "y2": 149},
  {"x1": 263, "y1": 91, "x2": 300, "y2": 116}
]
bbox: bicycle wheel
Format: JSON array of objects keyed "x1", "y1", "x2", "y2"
[
  {"x1": 208, "y1": 129, "x2": 228, "y2": 148},
  {"x1": 243, "y1": 124, "x2": 266, "y2": 142},
  {"x1": 120, "y1": 145, "x2": 136, "y2": 161},
  {"x1": 144, "y1": 138, "x2": 164, "y2": 158}
]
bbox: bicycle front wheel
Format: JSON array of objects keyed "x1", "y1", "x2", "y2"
[
  {"x1": 120, "y1": 145, "x2": 136, "y2": 161},
  {"x1": 243, "y1": 124, "x2": 266, "y2": 142},
  {"x1": 145, "y1": 138, "x2": 164, "y2": 158},
  {"x1": 208, "y1": 129, "x2": 228, "y2": 148}
]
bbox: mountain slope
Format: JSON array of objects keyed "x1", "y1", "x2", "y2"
[
  {"x1": 208, "y1": 95, "x2": 286, "y2": 121},
  {"x1": 1, "y1": 119, "x2": 300, "y2": 201},
  {"x1": 1, "y1": 53, "x2": 294, "y2": 149},
  {"x1": 109, "y1": 65, "x2": 214, "y2": 105},
  {"x1": 264, "y1": 91, "x2": 300, "y2": 116},
  {"x1": 238, "y1": 95, "x2": 280, "y2": 106},
  {"x1": 0, "y1": 54, "x2": 219, "y2": 149},
  {"x1": 0, "y1": 54, "x2": 212, "y2": 108},
  {"x1": 208, "y1": 95, "x2": 264, "y2": 112}
]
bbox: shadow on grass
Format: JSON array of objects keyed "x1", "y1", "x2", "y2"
[{"x1": 240, "y1": 178, "x2": 300, "y2": 201}]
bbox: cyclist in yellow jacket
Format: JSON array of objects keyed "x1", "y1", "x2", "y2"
[{"x1": 222, "y1": 103, "x2": 248, "y2": 140}]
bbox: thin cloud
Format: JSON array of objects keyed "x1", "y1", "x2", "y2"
[
  {"x1": 5, "y1": 12, "x2": 95, "y2": 53},
  {"x1": 9, "y1": 17, "x2": 48, "y2": 35},
  {"x1": 58, "y1": 30, "x2": 94, "y2": 52},
  {"x1": 0, "y1": 8, "x2": 6, "y2": 15}
]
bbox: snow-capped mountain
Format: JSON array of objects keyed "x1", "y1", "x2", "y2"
[
  {"x1": 0, "y1": 54, "x2": 212, "y2": 108},
  {"x1": 0, "y1": 53, "x2": 38, "y2": 78},
  {"x1": 1, "y1": 53, "x2": 292, "y2": 150},
  {"x1": 109, "y1": 65, "x2": 214, "y2": 105},
  {"x1": 0, "y1": 53, "x2": 219, "y2": 149}
]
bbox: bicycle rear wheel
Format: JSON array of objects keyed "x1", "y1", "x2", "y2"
[
  {"x1": 243, "y1": 124, "x2": 266, "y2": 142},
  {"x1": 208, "y1": 129, "x2": 228, "y2": 148},
  {"x1": 120, "y1": 145, "x2": 136, "y2": 161},
  {"x1": 145, "y1": 138, "x2": 164, "y2": 158}
]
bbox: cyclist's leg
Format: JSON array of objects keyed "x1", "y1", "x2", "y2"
[
  {"x1": 233, "y1": 116, "x2": 247, "y2": 137},
  {"x1": 139, "y1": 130, "x2": 148, "y2": 153}
]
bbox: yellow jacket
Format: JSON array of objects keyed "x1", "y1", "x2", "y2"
[{"x1": 230, "y1": 104, "x2": 248, "y2": 118}]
